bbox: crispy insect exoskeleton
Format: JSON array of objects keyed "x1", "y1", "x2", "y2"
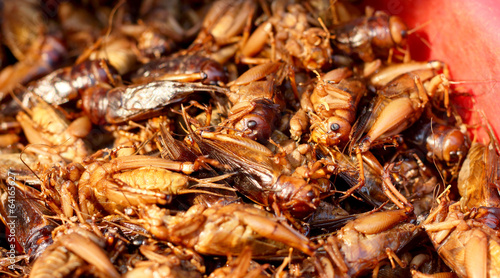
[
  {"x1": 316, "y1": 208, "x2": 417, "y2": 277},
  {"x1": 30, "y1": 228, "x2": 120, "y2": 278},
  {"x1": 140, "y1": 203, "x2": 316, "y2": 257},
  {"x1": 78, "y1": 154, "x2": 231, "y2": 216},
  {"x1": 16, "y1": 97, "x2": 91, "y2": 163},
  {"x1": 189, "y1": 127, "x2": 320, "y2": 218},
  {"x1": 332, "y1": 11, "x2": 408, "y2": 62},
  {"x1": 309, "y1": 67, "x2": 365, "y2": 147}
]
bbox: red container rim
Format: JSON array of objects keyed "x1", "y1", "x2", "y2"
[{"x1": 362, "y1": 0, "x2": 500, "y2": 143}]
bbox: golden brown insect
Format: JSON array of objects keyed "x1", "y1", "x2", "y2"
[
  {"x1": 332, "y1": 11, "x2": 408, "y2": 62},
  {"x1": 422, "y1": 138, "x2": 500, "y2": 278},
  {"x1": 423, "y1": 200, "x2": 500, "y2": 278},
  {"x1": 316, "y1": 173, "x2": 418, "y2": 277},
  {"x1": 368, "y1": 60, "x2": 452, "y2": 112},
  {"x1": 457, "y1": 141, "x2": 500, "y2": 210},
  {"x1": 315, "y1": 208, "x2": 417, "y2": 277},
  {"x1": 208, "y1": 247, "x2": 270, "y2": 278},
  {"x1": 220, "y1": 62, "x2": 287, "y2": 143},
  {"x1": 16, "y1": 97, "x2": 91, "y2": 163},
  {"x1": 352, "y1": 62, "x2": 453, "y2": 154},
  {"x1": 351, "y1": 70, "x2": 436, "y2": 153},
  {"x1": 345, "y1": 68, "x2": 450, "y2": 198},
  {"x1": 309, "y1": 67, "x2": 366, "y2": 147},
  {"x1": 140, "y1": 203, "x2": 316, "y2": 257},
  {"x1": 78, "y1": 154, "x2": 231, "y2": 216},
  {"x1": 123, "y1": 242, "x2": 205, "y2": 278},
  {"x1": 240, "y1": 1, "x2": 332, "y2": 71},
  {"x1": 0, "y1": 1, "x2": 493, "y2": 276},
  {"x1": 192, "y1": 0, "x2": 257, "y2": 48},
  {"x1": 368, "y1": 61, "x2": 446, "y2": 88},
  {"x1": 30, "y1": 227, "x2": 120, "y2": 278}
]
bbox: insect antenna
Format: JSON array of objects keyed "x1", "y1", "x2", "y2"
[
  {"x1": 405, "y1": 19, "x2": 433, "y2": 36},
  {"x1": 187, "y1": 174, "x2": 237, "y2": 193}
]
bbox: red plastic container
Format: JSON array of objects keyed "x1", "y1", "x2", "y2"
[{"x1": 364, "y1": 0, "x2": 500, "y2": 142}]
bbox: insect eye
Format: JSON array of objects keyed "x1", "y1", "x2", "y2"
[
  {"x1": 247, "y1": 120, "x2": 258, "y2": 129},
  {"x1": 306, "y1": 191, "x2": 315, "y2": 198},
  {"x1": 449, "y1": 151, "x2": 459, "y2": 160},
  {"x1": 200, "y1": 72, "x2": 208, "y2": 80},
  {"x1": 330, "y1": 123, "x2": 340, "y2": 131}
]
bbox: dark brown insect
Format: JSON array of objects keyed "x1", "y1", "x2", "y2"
[
  {"x1": 0, "y1": 180, "x2": 56, "y2": 259},
  {"x1": 332, "y1": 11, "x2": 408, "y2": 62},
  {"x1": 1, "y1": 59, "x2": 119, "y2": 116},
  {"x1": 404, "y1": 116, "x2": 470, "y2": 181},
  {"x1": 388, "y1": 150, "x2": 442, "y2": 216},
  {"x1": 317, "y1": 144, "x2": 389, "y2": 207},
  {"x1": 131, "y1": 54, "x2": 227, "y2": 86},
  {"x1": 81, "y1": 80, "x2": 227, "y2": 125},
  {"x1": 221, "y1": 62, "x2": 286, "y2": 143},
  {"x1": 186, "y1": 118, "x2": 320, "y2": 218}
]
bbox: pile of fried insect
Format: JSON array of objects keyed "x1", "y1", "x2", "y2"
[{"x1": 0, "y1": 0, "x2": 497, "y2": 277}]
